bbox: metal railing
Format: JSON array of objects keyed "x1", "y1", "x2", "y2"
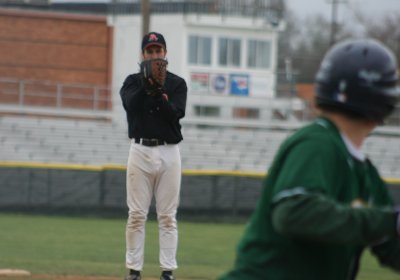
[
  {"x1": 0, "y1": 0, "x2": 283, "y2": 23},
  {"x1": 0, "y1": 78, "x2": 112, "y2": 112},
  {"x1": 109, "y1": 0, "x2": 283, "y2": 23}
]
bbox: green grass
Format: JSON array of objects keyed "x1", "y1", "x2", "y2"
[
  {"x1": 358, "y1": 251, "x2": 400, "y2": 280},
  {"x1": 0, "y1": 213, "x2": 242, "y2": 279},
  {"x1": 0, "y1": 213, "x2": 399, "y2": 279}
]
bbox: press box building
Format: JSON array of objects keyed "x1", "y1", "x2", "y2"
[
  {"x1": 111, "y1": 1, "x2": 285, "y2": 124},
  {"x1": 0, "y1": 0, "x2": 289, "y2": 126}
]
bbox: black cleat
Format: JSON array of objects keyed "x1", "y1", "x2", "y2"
[
  {"x1": 125, "y1": 275, "x2": 141, "y2": 280},
  {"x1": 125, "y1": 270, "x2": 141, "y2": 280},
  {"x1": 160, "y1": 272, "x2": 175, "y2": 280}
]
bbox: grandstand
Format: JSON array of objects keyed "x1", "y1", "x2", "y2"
[{"x1": 1, "y1": 115, "x2": 400, "y2": 179}]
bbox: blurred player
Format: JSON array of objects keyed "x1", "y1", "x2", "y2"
[
  {"x1": 219, "y1": 38, "x2": 400, "y2": 279},
  {"x1": 120, "y1": 32, "x2": 187, "y2": 280}
]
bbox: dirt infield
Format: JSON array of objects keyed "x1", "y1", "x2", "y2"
[
  {"x1": 0, "y1": 275, "x2": 189, "y2": 280},
  {"x1": 0, "y1": 275, "x2": 161, "y2": 280},
  {"x1": 28, "y1": 276, "x2": 126, "y2": 280},
  {"x1": 0, "y1": 270, "x2": 193, "y2": 280}
]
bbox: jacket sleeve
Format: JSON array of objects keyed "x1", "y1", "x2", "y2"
[
  {"x1": 157, "y1": 77, "x2": 187, "y2": 122},
  {"x1": 120, "y1": 75, "x2": 146, "y2": 112},
  {"x1": 271, "y1": 193, "x2": 398, "y2": 245},
  {"x1": 370, "y1": 238, "x2": 400, "y2": 271}
]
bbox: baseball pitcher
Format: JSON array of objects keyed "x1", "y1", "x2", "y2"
[{"x1": 120, "y1": 32, "x2": 187, "y2": 280}]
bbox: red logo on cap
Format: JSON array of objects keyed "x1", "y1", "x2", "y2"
[{"x1": 149, "y1": 34, "x2": 158, "y2": 42}]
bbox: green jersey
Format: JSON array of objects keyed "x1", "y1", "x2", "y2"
[{"x1": 220, "y1": 117, "x2": 400, "y2": 280}]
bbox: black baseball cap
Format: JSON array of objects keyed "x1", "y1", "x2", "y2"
[{"x1": 141, "y1": 32, "x2": 167, "y2": 52}]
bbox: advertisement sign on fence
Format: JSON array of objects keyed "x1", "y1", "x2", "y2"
[
  {"x1": 210, "y1": 73, "x2": 228, "y2": 95},
  {"x1": 190, "y1": 73, "x2": 209, "y2": 93},
  {"x1": 230, "y1": 74, "x2": 249, "y2": 96}
]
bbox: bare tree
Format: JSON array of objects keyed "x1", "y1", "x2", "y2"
[
  {"x1": 288, "y1": 15, "x2": 352, "y2": 83},
  {"x1": 345, "y1": 4, "x2": 400, "y2": 63},
  {"x1": 278, "y1": 1, "x2": 400, "y2": 85}
]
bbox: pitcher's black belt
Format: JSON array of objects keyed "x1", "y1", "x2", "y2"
[{"x1": 135, "y1": 138, "x2": 166, "y2": 147}]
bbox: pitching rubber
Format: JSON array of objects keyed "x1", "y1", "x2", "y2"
[{"x1": 0, "y1": 269, "x2": 31, "y2": 277}]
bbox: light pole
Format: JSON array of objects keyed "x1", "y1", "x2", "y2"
[
  {"x1": 329, "y1": 0, "x2": 339, "y2": 46},
  {"x1": 141, "y1": 0, "x2": 151, "y2": 37},
  {"x1": 327, "y1": 0, "x2": 346, "y2": 46}
]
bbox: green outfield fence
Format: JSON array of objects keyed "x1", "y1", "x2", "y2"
[{"x1": 1, "y1": 161, "x2": 400, "y2": 221}]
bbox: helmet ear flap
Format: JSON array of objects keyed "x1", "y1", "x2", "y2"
[{"x1": 315, "y1": 38, "x2": 400, "y2": 122}]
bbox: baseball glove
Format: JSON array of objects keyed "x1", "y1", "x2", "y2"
[{"x1": 140, "y1": 58, "x2": 168, "y2": 96}]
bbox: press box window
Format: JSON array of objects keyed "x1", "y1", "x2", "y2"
[
  {"x1": 218, "y1": 38, "x2": 241, "y2": 67},
  {"x1": 247, "y1": 40, "x2": 271, "y2": 69},
  {"x1": 188, "y1": 35, "x2": 212, "y2": 65},
  {"x1": 194, "y1": 105, "x2": 220, "y2": 117}
]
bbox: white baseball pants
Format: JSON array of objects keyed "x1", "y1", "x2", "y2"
[{"x1": 125, "y1": 141, "x2": 181, "y2": 271}]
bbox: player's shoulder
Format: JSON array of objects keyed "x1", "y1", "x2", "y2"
[
  {"x1": 130, "y1": 73, "x2": 142, "y2": 80},
  {"x1": 122, "y1": 73, "x2": 142, "y2": 84},
  {"x1": 298, "y1": 117, "x2": 339, "y2": 137},
  {"x1": 283, "y1": 117, "x2": 343, "y2": 154},
  {"x1": 290, "y1": 119, "x2": 334, "y2": 141},
  {"x1": 167, "y1": 71, "x2": 186, "y2": 83}
]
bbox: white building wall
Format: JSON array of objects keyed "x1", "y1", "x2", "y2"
[
  {"x1": 183, "y1": 14, "x2": 278, "y2": 97},
  {"x1": 109, "y1": 13, "x2": 282, "y2": 124},
  {"x1": 109, "y1": 14, "x2": 189, "y2": 122}
]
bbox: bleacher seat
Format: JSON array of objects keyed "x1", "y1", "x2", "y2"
[{"x1": 1, "y1": 116, "x2": 400, "y2": 178}]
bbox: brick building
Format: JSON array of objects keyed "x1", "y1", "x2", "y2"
[
  {"x1": 0, "y1": 1, "x2": 293, "y2": 124},
  {"x1": 0, "y1": 8, "x2": 113, "y2": 117}
]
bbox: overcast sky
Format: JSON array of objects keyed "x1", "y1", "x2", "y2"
[
  {"x1": 285, "y1": 0, "x2": 400, "y2": 21},
  {"x1": 52, "y1": 0, "x2": 400, "y2": 21}
]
